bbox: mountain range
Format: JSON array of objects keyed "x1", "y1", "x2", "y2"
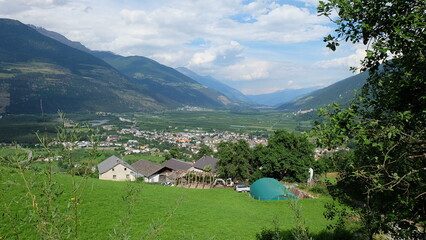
[
  {"x1": 277, "y1": 71, "x2": 368, "y2": 110},
  {"x1": 0, "y1": 18, "x2": 369, "y2": 114},
  {"x1": 245, "y1": 87, "x2": 320, "y2": 106},
  {"x1": 92, "y1": 51, "x2": 236, "y2": 108},
  {"x1": 0, "y1": 18, "x2": 237, "y2": 113}
]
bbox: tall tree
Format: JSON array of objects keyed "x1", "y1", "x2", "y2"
[
  {"x1": 316, "y1": 0, "x2": 425, "y2": 238},
  {"x1": 253, "y1": 130, "x2": 314, "y2": 182},
  {"x1": 163, "y1": 146, "x2": 184, "y2": 160},
  {"x1": 215, "y1": 140, "x2": 252, "y2": 181},
  {"x1": 193, "y1": 145, "x2": 213, "y2": 160}
]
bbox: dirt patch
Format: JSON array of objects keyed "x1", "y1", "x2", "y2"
[
  {"x1": 289, "y1": 188, "x2": 315, "y2": 199},
  {"x1": 325, "y1": 172, "x2": 339, "y2": 178}
]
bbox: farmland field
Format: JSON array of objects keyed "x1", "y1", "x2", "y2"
[
  {"x1": 128, "y1": 110, "x2": 305, "y2": 133},
  {"x1": 0, "y1": 167, "x2": 340, "y2": 240},
  {"x1": 0, "y1": 110, "x2": 315, "y2": 143}
]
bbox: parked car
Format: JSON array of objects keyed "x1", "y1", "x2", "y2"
[{"x1": 235, "y1": 184, "x2": 250, "y2": 192}]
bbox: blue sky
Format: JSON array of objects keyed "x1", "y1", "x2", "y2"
[{"x1": 0, "y1": 0, "x2": 366, "y2": 95}]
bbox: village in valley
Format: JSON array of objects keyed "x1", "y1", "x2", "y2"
[{"x1": 1, "y1": 0, "x2": 423, "y2": 238}]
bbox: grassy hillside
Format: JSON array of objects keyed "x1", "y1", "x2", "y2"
[
  {"x1": 278, "y1": 72, "x2": 368, "y2": 110},
  {"x1": 0, "y1": 166, "x2": 337, "y2": 239}
]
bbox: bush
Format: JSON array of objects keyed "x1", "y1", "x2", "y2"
[
  {"x1": 256, "y1": 228, "x2": 292, "y2": 240},
  {"x1": 309, "y1": 185, "x2": 329, "y2": 195}
]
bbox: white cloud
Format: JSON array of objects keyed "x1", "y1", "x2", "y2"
[
  {"x1": 295, "y1": 0, "x2": 321, "y2": 7},
  {"x1": 241, "y1": 87, "x2": 284, "y2": 95},
  {"x1": 224, "y1": 60, "x2": 271, "y2": 81},
  {"x1": 0, "y1": 0, "x2": 69, "y2": 14},
  {"x1": 189, "y1": 41, "x2": 245, "y2": 67}
]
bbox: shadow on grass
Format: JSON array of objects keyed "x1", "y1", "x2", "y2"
[{"x1": 256, "y1": 228, "x2": 357, "y2": 240}]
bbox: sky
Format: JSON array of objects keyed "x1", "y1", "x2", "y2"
[{"x1": 0, "y1": 0, "x2": 366, "y2": 95}]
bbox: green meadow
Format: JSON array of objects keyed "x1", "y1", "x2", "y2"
[{"x1": 0, "y1": 167, "x2": 337, "y2": 240}]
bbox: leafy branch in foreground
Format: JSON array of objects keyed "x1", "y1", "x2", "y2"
[
  {"x1": 315, "y1": 0, "x2": 425, "y2": 239},
  {"x1": 111, "y1": 182, "x2": 140, "y2": 240},
  {"x1": 290, "y1": 200, "x2": 312, "y2": 240},
  {"x1": 1, "y1": 112, "x2": 101, "y2": 239}
]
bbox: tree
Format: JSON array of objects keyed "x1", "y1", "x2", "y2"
[
  {"x1": 253, "y1": 130, "x2": 315, "y2": 182},
  {"x1": 215, "y1": 140, "x2": 253, "y2": 181},
  {"x1": 316, "y1": 0, "x2": 425, "y2": 238},
  {"x1": 193, "y1": 145, "x2": 213, "y2": 160},
  {"x1": 163, "y1": 146, "x2": 184, "y2": 160}
]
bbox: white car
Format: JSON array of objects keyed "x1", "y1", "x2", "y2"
[{"x1": 235, "y1": 184, "x2": 250, "y2": 192}]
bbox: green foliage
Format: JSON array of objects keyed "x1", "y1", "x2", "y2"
[
  {"x1": 193, "y1": 145, "x2": 213, "y2": 160},
  {"x1": 110, "y1": 183, "x2": 140, "y2": 240},
  {"x1": 215, "y1": 139, "x2": 253, "y2": 181},
  {"x1": 315, "y1": 150, "x2": 355, "y2": 174},
  {"x1": 323, "y1": 202, "x2": 349, "y2": 238},
  {"x1": 290, "y1": 200, "x2": 313, "y2": 240},
  {"x1": 203, "y1": 165, "x2": 212, "y2": 173},
  {"x1": 309, "y1": 185, "x2": 329, "y2": 196},
  {"x1": 253, "y1": 130, "x2": 315, "y2": 182},
  {"x1": 316, "y1": 0, "x2": 426, "y2": 238},
  {"x1": 215, "y1": 130, "x2": 315, "y2": 182},
  {"x1": 255, "y1": 200, "x2": 356, "y2": 240},
  {"x1": 0, "y1": 113, "x2": 101, "y2": 239},
  {"x1": 163, "y1": 146, "x2": 184, "y2": 160}
]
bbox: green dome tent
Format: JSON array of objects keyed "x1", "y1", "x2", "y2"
[{"x1": 250, "y1": 178, "x2": 297, "y2": 201}]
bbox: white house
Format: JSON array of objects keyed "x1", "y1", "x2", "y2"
[{"x1": 97, "y1": 155, "x2": 136, "y2": 181}]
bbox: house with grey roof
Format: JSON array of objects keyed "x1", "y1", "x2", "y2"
[
  {"x1": 191, "y1": 156, "x2": 219, "y2": 173},
  {"x1": 97, "y1": 155, "x2": 136, "y2": 181},
  {"x1": 162, "y1": 158, "x2": 193, "y2": 171},
  {"x1": 131, "y1": 159, "x2": 172, "y2": 183}
]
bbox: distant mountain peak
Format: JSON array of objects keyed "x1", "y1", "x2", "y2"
[
  {"x1": 28, "y1": 24, "x2": 91, "y2": 53},
  {"x1": 246, "y1": 87, "x2": 320, "y2": 106},
  {"x1": 176, "y1": 67, "x2": 254, "y2": 105}
]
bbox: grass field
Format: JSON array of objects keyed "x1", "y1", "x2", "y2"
[
  {"x1": 123, "y1": 153, "x2": 165, "y2": 164},
  {"x1": 0, "y1": 166, "x2": 339, "y2": 240}
]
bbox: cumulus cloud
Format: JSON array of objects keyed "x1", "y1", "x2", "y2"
[
  {"x1": 315, "y1": 47, "x2": 366, "y2": 70},
  {"x1": 0, "y1": 0, "x2": 69, "y2": 14},
  {"x1": 224, "y1": 59, "x2": 271, "y2": 80},
  {"x1": 189, "y1": 41, "x2": 244, "y2": 67}
]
